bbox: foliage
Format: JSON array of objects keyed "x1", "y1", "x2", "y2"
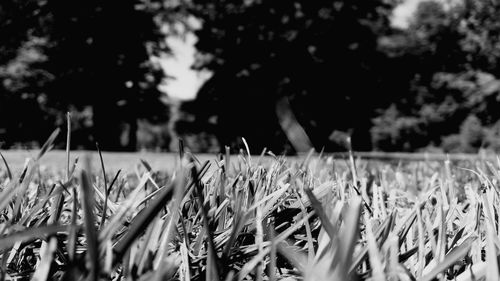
[
  {"x1": 372, "y1": 0, "x2": 500, "y2": 152},
  {"x1": 6, "y1": 0, "x2": 500, "y2": 153},
  {"x1": 185, "y1": 0, "x2": 394, "y2": 153},
  {"x1": 183, "y1": 0, "x2": 500, "y2": 153},
  {"x1": 0, "y1": 0, "x2": 55, "y2": 147},
  {"x1": 0, "y1": 0, "x2": 180, "y2": 150}
]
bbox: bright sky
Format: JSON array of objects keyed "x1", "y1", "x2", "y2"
[
  {"x1": 392, "y1": 0, "x2": 422, "y2": 28},
  {"x1": 158, "y1": 32, "x2": 211, "y2": 101},
  {"x1": 159, "y1": 0, "x2": 422, "y2": 101}
]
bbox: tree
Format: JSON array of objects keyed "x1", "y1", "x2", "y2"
[
  {"x1": 371, "y1": 0, "x2": 500, "y2": 151},
  {"x1": 0, "y1": 0, "x2": 182, "y2": 150},
  {"x1": 42, "y1": 0, "x2": 172, "y2": 151},
  {"x1": 184, "y1": 0, "x2": 394, "y2": 153},
  {"x1": 0, "y1": 0, "x2": 56, "y2": 147}
]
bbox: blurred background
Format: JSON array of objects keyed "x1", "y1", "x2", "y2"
[{"x1": 1, "y1": 0, "x2": 499, "y2": 154}]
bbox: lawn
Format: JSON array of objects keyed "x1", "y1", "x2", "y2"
[
  {"x1": 0, "y1": 131, "x2": 497, "y2": 281},
  {"x1": 0, "y1": 150, "x2": 217, "y2": 174}
]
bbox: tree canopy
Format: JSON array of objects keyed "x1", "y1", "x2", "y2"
[
  {"x1": 183, "y1": 0, "x2": 397, "y2": 153},
  {"x1": 181, "y1": 0, "x2": 500, "y2": 153},
  {"x1": 0, "y1": 0, "x2": 175, "y2": 150},
  {"x1": 372, "y1": 0, "x2": 500, "y2": 152},
  {"x1": 4, "y1": 0, "x2": 500, "y2": 153}
]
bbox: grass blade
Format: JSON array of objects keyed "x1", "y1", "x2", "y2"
[
  {"x1": 113, "y1": 181, "x2": 174, "y2": 264},
  {"x1": 0, "y1": 225, "x2": 68, "y2": 251},
  {"x1": 80, "y1": 165, "x2": 99, "y2": 281},
  {"x1": 335, "y1": 197, "x2": 362, "y2": 278},
  {"x1": 0, "y1": 151, "x2": 12, "y2": 180},
  {"x1": 304, "y1": 187, "x2": 338, "y2": 241},
  {"x1": 66, "y1": 112, "x2": 71, "y2": 181},
  {"x1": 418, "y1": 236, "x2": 476, "y2": 281},
  {"x1": 191, "y1": 163, "x2": 220, "y2": 280},
  {"x1": 96, "y1": 142, "x2": 109, "y2": 229},
  {"x1": 32, "y1": 237, "x2": 58, "y2": 281},
  {"x1": 36, "y1": 128, "x2": 60, "y2": 161}
]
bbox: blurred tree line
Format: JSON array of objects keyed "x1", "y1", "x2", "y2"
[
  {"x1": 371, "y1": 0, "x2": 500, "y2": 153},
  {"x1": 2, "y1": 0, "x2": 500, "y2": 153},
  {"x1": 0, "y1": 0, "x2": 182, "y2": 150}
]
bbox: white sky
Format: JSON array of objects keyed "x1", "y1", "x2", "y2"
[
  {"x1": 158, "y1": 33, "x2": 211, "y2": 101},
  {"x1": 159, "y1": 0, "x2": 421, "y2": 101},
  {"x1": 392, "y1": 0, "x2": 422, "y2": 28}
]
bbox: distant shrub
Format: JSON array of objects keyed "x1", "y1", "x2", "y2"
[
  {"x1": 441, "y1": 134, "x2": 463, "y2": 153},
  {"x1": 441, "y1": 115, "x2": 484, "y2": 153},
  {"x1": 371, "y1": 105, "x2": 427, "y2": 151},
  {"x1": 483, "y1": 120, "x2": 500, "y2": 152},
  {"x1": 460, "y1": 115, "x2": 484, "y2": 150},
  {"x1": 179, "y1": 132, "x2": 220, "y2": 153},
  {"x1": 328, "y1": 130, "x2": 351, "y2": 150},
  {"x1": 136, "y1": 120, "x2": 172, "y2": 151}
]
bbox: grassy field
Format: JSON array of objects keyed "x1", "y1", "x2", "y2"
[
  {"x1": 0, "y1": 150, "x2": 218, "y2": 174},
  {"x1": 1, "y1": 130, "x2": 499, "y2": 280}
]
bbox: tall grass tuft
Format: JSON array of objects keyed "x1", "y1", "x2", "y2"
[{"x1": 1, "y1": 128, "x2": 500, "y2": 280}]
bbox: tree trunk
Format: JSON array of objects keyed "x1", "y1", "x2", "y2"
[
  {"x1": 92, "y1": 102, "x2": 125, "y2": 151},
  {"x1": 126, "y1": 118, "x2": 137, "y2": 151}
]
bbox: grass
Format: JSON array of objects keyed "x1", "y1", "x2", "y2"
[
  {"x1": 1, "y1": 129, "x2": 500, "y2": 280},
  {"x1": 0, "y1": 150, "x2": 213, "y2": 173}
]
